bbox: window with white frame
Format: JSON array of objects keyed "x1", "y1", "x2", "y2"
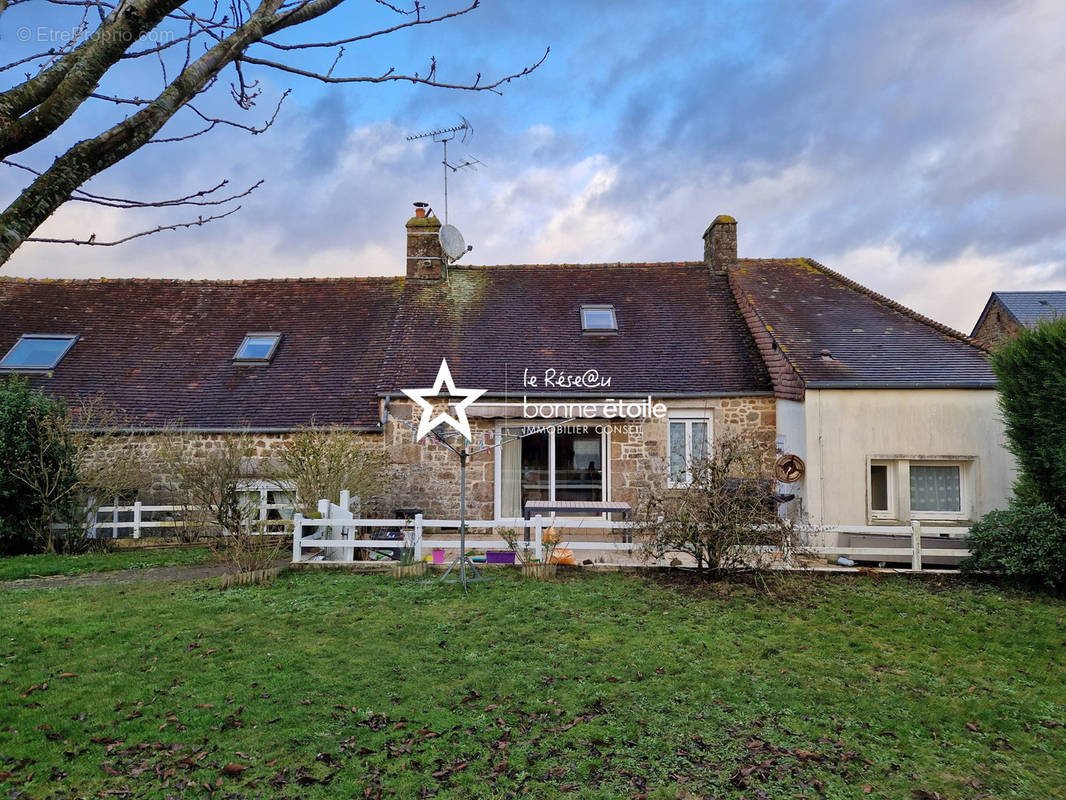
[
  {"x1": 868, "y1": 459, "x2": 971, "y2": 521},
  {"x1": 667, "y1": 414, "x2": 712, "y2": 487},
  {"x1": 869, "y1": 460, "x2": 896, "y2": 519},
  {"x1": 237, "y1": 480, "x2": 297, "y2": 532}
]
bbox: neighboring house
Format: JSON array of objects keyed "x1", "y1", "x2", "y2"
[
  {"x1": 0, "y1": 207, "x2": 1016, "y2": 537},
  {"x1": 971, "y1": 291, "x2": 1066, "y2": 348}
]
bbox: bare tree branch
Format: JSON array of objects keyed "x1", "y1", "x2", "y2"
[
  {"x1": 0, "y1": 0, "x2": 188, "y2": 160},
  {"x1": 240, "y1": 46, "x2": 548, "y2": 95},
  {"x1": 259, "y1": 0, "x2": 476, "y2": 49},
  {"x1": 0, "y1": 51, "x2": 65, "y2": 75},
  {"x1": 88, "y1": 92, "x2": 150, "y2": 106},
  {"x1": 3, "y1": 158, "x2": 263, "y2": 208},
  {"x1": 0, "y1": 0, "x2": 547, "y2": 266},
  {"x1": 26, "y1": 205, "x2": 243, "y2": 246},
  {"x1": 152, "y1": 89, "x2": 287, "y2": 141},
  {"x1": 0, "y1": 0, "x2": 288, "y2": 262}
]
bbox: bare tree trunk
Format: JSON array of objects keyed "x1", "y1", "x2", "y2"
[
  {"x1": 0, "y1": 0, "x2": 186, "y2": 159},
  {"x1": 0, "y1": 1, "x2": 284, "y2": 267}
]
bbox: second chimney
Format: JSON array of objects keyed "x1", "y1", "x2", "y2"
[
  {"x1": 406, "y1": 202, "x2": 445, "y2": 280},
  {"x1": 703, "y1": 214, "x2": 738, "y2": 274}
]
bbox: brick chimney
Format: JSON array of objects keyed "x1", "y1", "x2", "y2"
[
  {"x1": 703, "y1": 214, "x2": 738, "y2": 274},
  {"x1": 406, "y1": 202, "x2": 445, "y2": 280}
]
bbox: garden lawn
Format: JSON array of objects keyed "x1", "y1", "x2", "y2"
[
  {"x1": 1, "y1": 571, "x2": 1064, "y2": 799},
  {"x1": 0, "y1": 547, "x2": 216, "y2": 583}
]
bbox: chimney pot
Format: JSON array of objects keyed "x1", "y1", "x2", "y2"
[{"x1": 703, "y1": 214, "x2": 738, "y2": 274}]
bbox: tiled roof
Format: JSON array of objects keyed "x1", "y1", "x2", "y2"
[
  {"x1": 727, "y1": 259, "x2": 996, "y2": 398},
  {"x1": 379, "y1": 263, "x2": 772, "y2": 397},
  {"x1": 0, "y1": 277, "x2": 403, "y2": 429},
  {"x1": 0, "y1": 253, "x2": 999, "y2": 428},
  {"x1": 985, "y1": 291, "x2": 1066, "y2": 328}
]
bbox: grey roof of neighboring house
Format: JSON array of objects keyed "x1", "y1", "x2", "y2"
[{"x1": 991, "y1": 291, "x2": 1066, "y2": 326}]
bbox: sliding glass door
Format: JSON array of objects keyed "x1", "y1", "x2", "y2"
[{"x1": 499, "y1": 425, "x2": 606, "y2": 517}]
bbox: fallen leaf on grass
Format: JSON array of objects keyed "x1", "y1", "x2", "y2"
[
  {"x1": 20, "y1": 683, "x2": 48, "y2": 697},
  {"x1": 57, "y1": 672, "x2": 78, "y2": 679},
  {"x1": 965, "y1": 721, "x2": 980, "y2": 732},
  {"x1": 220, "y1": 762, "x2": 250, "y2": 776}
]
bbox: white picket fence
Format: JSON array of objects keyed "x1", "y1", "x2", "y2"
[
  {"x1": 88, "y1": 502, "x2": 294, "y2": 538},
  {"x1": 803, "y1": 522, "x2": 970, "y2": 570},
  {"x1": 290, "y1": 515, "x2": 970, "y2": 571},
  {"x1": 291, "y1": 513, "x2": 638, "y2": 564},
  {"x1": 78, "y1": 495, "x2": 970, "y2": 572}
]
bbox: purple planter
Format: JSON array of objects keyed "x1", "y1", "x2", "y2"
[{"x1": 485, "y1": 550, "x2": 516, "y2": 564}]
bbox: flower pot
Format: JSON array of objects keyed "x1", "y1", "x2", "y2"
[
  {"x1": 432, "y1": 548, "x2": 446, "y2": 564},
  {"x1": 521, "y1": 563, "x2": 557, "y2": 581},
  {"x1": 392, "y1": 561, "x2": 428, "y2": 579},
  {"x1": 485, "y1": 550, "x2": 516, "y2": 564}
]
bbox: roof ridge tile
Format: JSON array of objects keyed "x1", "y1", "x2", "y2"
[{"x1": 452, "y1": 261, "x2": 703, "y2": 271}]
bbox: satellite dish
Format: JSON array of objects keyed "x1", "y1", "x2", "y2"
[{"x1": 439, "y1": 224, "x2": 467, "y2": 262}]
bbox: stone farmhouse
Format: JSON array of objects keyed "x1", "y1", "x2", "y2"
[{"x1": 0, "y1": 207, "x2": 1015, "y2": 536}]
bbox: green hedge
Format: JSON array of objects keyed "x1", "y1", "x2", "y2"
[
  {"x1": 962, "y1": 503, "x2": 1066, "y2": 591},
  {"x1": 990, "y1": 317, "x2": 1066, "y2": 515},
  {"x1": 0, "y1": 377, "x2": 74, "y2": 555}
]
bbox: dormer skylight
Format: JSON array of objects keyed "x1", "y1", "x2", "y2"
[
  {"x1": 581, "y1": 305, "x2": 617, "y2": 333},
  {"x1": 0, "y1": 334, "x2": 78, "y2": 371},
  {"x1": 234, "y1": 332, "x2": 281, "y2": 363}
]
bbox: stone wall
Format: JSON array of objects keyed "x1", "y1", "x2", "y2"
[
  {"x1": 382, "y1": 400, "x2": 496, "y2": 520},
  {"x1": 384, "y1": 396, "x2": 777, "y2": 520},
  {"x1": 610, "y1": 396, "x2": 776, "y2": 508},
  {"x1": 971, "y1": 298, "x2": 1022, "y2": 349},
  {"x1": 88, "y1": 395, "x2": 777, "y2": 520},
  {"x1": 90, "y1": 431, "x2": 381, "y2": 506}
]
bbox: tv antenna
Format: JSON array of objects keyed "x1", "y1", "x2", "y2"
[{"x1": 406, "y1": 115, "x2": 480, "y2": 224}]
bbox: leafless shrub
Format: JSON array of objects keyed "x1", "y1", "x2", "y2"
[
  {"x1": 269, "y1": 426, "x2": 388, "y2": 515},
  {"x1": 161, "y1": 431, "x2": 281, "y2": 573},
  {"x1": 634, "y1": 432, "x2": 798, "y2": 586}
]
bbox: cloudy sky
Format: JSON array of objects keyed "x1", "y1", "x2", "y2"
[{"x1": 2, "y1": 0, "x2": 1064, "y2": 332}]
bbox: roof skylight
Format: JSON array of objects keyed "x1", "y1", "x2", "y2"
[
  {"x1": 0, "y1": 334, "x2": 78, "y2": 371},
  {"x1": 581, "y1": 305, "x2": 617, "y2": 332},
  {"x1": 234, "y1": 333, "x2": 282, "y2": 363}
]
